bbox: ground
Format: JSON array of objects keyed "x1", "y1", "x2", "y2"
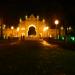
[{"x1": 0, "y1": 38, "x2": 74, "y2": 75}]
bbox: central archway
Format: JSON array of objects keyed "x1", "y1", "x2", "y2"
[{"x1": 28, "y1": 26, "x2": 36, "y2": 36}]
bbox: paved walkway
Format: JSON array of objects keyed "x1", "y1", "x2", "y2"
[{"x1": 0, "y1": 39, "x2": 64, "y2": 75}]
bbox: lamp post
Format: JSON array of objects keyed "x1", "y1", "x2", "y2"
[
  {"x1": 68, "y1": 26, "x2": 72, "y2": 30},
  {"x1": 60, "y1": 26, "x2": 64, "y2": 36},
  {"x1": 54, "y1": 20, "x2": 59, "y2": 39}
]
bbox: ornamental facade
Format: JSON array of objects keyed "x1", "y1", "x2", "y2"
[{"x1": 3, "y1": 15, "x2": 65, "y2": 39}]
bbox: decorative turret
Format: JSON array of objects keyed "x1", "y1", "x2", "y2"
[
  {"x1": 42, "y1": 19, "x2": 45, "y2": 23},
  {"x1": 29, "y1": 14, "x2": 35, "y2": 20},
  {"x1": 37, "y1": 15, "x2": 39, "y2": 20},
  {"x1": 19, "y1": 18, "x2": 22, "y2": 23},
  {"x1": 25, "y1": 15, "x2": 28, "y2": 20},
  {"x1": 30, "y1": 14, "x2": 35, "y2": 18}
]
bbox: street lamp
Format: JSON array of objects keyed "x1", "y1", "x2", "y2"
[
  {"x1": 68, "y1": 26, "x2": 72, "y2": 30},
  {"x1": 54, "y1": 20, "x2": 59, "y2": 38},
  {"x1": 67, "y1": 26, "x2": 72, "y2": 32},
  {"x1": 55, "y1": 20, "x2": 59, "y2": 25},
  {"x1": 60, "y1": 26, "x2": 64, "y2": 36}
]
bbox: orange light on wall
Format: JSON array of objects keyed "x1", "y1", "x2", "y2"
[
  {"x1": 43, "y1": 26, "x2": 49, "y2": 32},
  {"x1": 3, "y1": 24, "x2": 6, "y2": 29},
  {"x1": 11, "y1": 26, "x2": 14, "y2": 36},
  {"x1": 21, "y1": 28, "x2": 25, "y2": 30},
  {"x1": 11, "y1": 26, "x2": 14, "y2": 30},
  {"x1": 17, "y1": 27, "x2": 20, "y2": 32}
]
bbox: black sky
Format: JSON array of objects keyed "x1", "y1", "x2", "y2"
[{"x1": 0, "y1": 0, "x2": 75, "y2": 28}]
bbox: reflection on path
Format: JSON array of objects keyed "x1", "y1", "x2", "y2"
[{"x1": 40, "y1": 40, "x2": 58, "y2": 48}]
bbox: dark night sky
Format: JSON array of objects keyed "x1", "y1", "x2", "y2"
[{"x1": 0, "y1": 0, "x2": 75, "y2": 29}]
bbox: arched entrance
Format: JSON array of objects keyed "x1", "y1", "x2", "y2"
[{"x1": 28, "y1": 26, "x2": 36, "y2": 36}]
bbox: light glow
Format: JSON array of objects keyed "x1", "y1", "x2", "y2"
[
  {"x1": 41, "y1": 40, "x2": 50, "y2": 46},
  {"x1": 62, "y1": 37, "x2": 64, "y2": 40},
  {"x1": 43, "y1": 26, "x2": 49, "y2": 31},
  {"x1": 55, "y1": 20, "x2": 59, "y2": 25},
  {"x1": 28, "y1": 24, "x2": 36, "y2": 29},
  {"x1": 11, "y1": 26, "x2": 14, "y2": 30},
  {"x1": 37, "y1": 16, "x2": 39, "y2": 20},
  {"x1": 20, "y1": 18, "x2": 22, "y2": 22},
  {"x1": 69, "y1": 26, "x2": 72, "y2": 30},
  {"x1": 43, "y1": 19, "x2": 45, "y2": 23},
  {"x1": 71, "y1": 37, "x2": 75, "y2": 41},
  {"x1": 17, "y1": 27, "x2": 19, "y2": 31},
  {"x1": 60, "y1": 26, "x2": 64, "y2": 30},
  {"x1": 50, "y1": 34, "x2": 52, "y2": 38},
  {"x1": 25, "y1": 15, "x2": 28, "y2": 20},
  {"x1": 41, "y1": 40, "x2": 58, "y2": 48},
  {"x1": 21, "y1": 27, "x2": 25, "y2": 30},
  {"x1": 3, "y1": 24, "x2": 6, "y2": 29}
]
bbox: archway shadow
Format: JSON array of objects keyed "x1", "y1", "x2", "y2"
[{"x1": 28, "y1": 26, "x2": 36, "y2": 36}]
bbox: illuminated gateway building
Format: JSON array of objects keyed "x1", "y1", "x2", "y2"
[{"x1": 3, "y1": 15, "x2": 64, "y2": 38}]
